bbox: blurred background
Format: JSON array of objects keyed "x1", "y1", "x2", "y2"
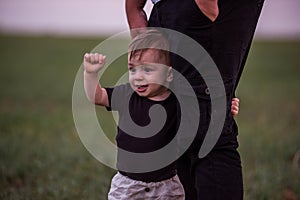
[
  {"x1": 0, "y1": 0, "x2": 299, "y2": 199},
  {"x1": 1, "y1": 0, "x2": 300, "y2": 38}
]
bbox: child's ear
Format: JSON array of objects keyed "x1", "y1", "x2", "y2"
[{"x1": 166, "y1": 66, "x2": 173, "y2": 82}]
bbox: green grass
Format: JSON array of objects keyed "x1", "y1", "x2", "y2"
[
  {"x1": 237, "y1": 41, "x2": 300, "y2": 200},
  {"x1": 0, "y1": 35, "x2": 116, "y2": 199},
  {"x1": 0, "y1": 35, "x2": 299, "y2": 199}
]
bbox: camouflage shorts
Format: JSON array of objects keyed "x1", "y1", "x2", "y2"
[{"x1": 108, "y1": 172, "x2": 185, "y2": 200}]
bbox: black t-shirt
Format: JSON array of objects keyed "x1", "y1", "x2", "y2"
[{"x1": 105, "y1": 83, "x2": 178, "y2": 182}]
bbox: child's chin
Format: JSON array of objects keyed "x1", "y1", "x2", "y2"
[{"x1": 136, "y1": 92, "x2": 149, "y2": 97}]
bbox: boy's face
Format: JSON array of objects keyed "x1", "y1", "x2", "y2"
[{"x1": 128, "y1": 49, "x2": 173, "y2": 100}]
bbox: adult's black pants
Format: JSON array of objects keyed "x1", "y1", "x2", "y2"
[{"x1": 148, "y1": 0, "x2": 264, "y2": 199}]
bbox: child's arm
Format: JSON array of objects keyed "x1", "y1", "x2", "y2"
[
  {"x1": 231, "y1": 97, "x2": 240, "y2": 117},
  {"x1": 83, "y1": 53, "x2": 109, "y2": 107}
]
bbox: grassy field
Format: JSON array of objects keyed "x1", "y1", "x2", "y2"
[{"x1": 0, "y1": 35, "x2": 299, "y2": 199}]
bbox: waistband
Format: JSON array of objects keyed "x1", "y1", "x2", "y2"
[{"x1": 119, "y1": 169, "x2": 177, "y2": 183}]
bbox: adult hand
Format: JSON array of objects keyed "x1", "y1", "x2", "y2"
[
  {"x1": 194, "y1": 0, "x2": 219, "y2": 22},
  {"x1": 231, "y1": 97, "x2": 240, "y2": 117}
]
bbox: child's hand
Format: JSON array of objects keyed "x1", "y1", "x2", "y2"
[
  {"x1": 84, "y1": 53, "x2": 106, "y2": 74},
  {"x1": 231, "y1": 97, "x2": 240, "y2": 117}
]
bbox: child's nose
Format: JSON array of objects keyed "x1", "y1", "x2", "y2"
[{"x1": 134, "y1": 70, "x2": 144, "y2": 80}]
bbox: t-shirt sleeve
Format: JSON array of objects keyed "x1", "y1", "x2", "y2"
[{"x1": 105, "y1": 83, "x2": 132, "y2": 111}]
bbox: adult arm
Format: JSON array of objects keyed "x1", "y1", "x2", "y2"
[
  {"x1": 194, "y1": 0, "x2": 219, "y2": 22},
  {"x1": 125, "y1": 0, "x2": 148, "y2": 37}
]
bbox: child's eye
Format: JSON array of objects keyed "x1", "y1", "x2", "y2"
[
  {"x1": 143, "y1": 67, "x2": 153, "y2": 73},
  {"x1": 129, "y1": 67, "x2": 136, "y2": 73}
]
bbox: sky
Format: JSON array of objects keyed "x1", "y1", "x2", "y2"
[{"x1": 0, "y1": 0, "x2": 300, "y2": 39}]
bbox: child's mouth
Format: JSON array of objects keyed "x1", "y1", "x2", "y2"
[{"x1": 136, "y1": 85, "x2": 148, "y2": 93}]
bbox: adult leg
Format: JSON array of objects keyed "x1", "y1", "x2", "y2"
[
  {"x1": 148, "y1": 1, "x2": 223, "y2": 199},
  {"x1": 148, "y1": 0, "x2": 265, "y2": 199},
  {"x1": 192, "y1": 1, "x2": 265, "y2": 199},
  {"x1": 193, "y1": 148, "x2": 243, "y2": 200}
]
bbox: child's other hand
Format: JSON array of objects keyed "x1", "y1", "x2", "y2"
[
  {"x1": 231, "y1": 97, "x2": 240, "y2": 117},
  {"x1": 84, "y1": 53, "x2": 106, "y2": 74}
]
